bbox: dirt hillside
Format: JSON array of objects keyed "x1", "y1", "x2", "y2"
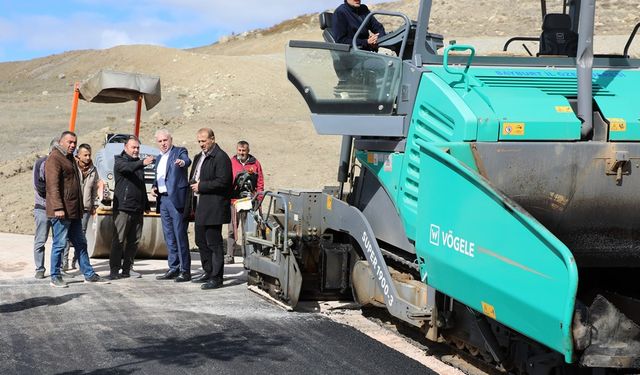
[{"x1": 0, "y1": 0, "x2": 638, "y2": 234}]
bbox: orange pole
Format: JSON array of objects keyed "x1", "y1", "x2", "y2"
[
  {"x1": 134, "y1": 95, "x2": 142, "y2": 137},
  {"x1": 69, "y1": 82, "x2": 80, "y2": 132}
]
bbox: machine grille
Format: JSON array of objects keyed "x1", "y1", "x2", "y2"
[{"x1": 474, "y1": 75, "x2": 614, "y2": 97}]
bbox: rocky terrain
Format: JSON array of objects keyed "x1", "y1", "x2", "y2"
[{"x1": 1, "y1": 0, "x2": 639, "y2": 234}]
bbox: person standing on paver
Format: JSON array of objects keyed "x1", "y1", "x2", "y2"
[
  {"x1": 187, "y1": 128, "x2": 232, "y2": 290},
  {"x1": 109, "y1": 135, "x2": 153, "y2": 280},
  {"x1": 46, "y1": 131, "x2": 109, "y2": 287},
  {"x1": 152, "y1": 129, "x2": 192, "y2": 282}
]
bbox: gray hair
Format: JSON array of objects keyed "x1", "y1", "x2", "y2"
[
  {"x1": 155, "y1": 128, "x2": 172, "y2": 139},
  {"x1": 49, "y1": 137, "x2": 59, "y2": 152}
]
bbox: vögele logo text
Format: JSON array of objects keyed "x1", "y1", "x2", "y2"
[{"x1": 429, "y1": 224, "x2": 475, "y2": 258}]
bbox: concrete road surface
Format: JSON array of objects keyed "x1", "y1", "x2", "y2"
[{"x1": 0, "y1": 233, "x2": 441, "y2": 374}]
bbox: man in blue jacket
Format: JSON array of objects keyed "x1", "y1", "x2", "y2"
[
  {"x1": 152, "y1": 129, "x2": 192, "y2": 282},
  {"x1": 109, "y1": 136, "x2": 154, "y2": 279},
  {"x1": 331, "y1": 0, "x2": 386, "y2": 51}
]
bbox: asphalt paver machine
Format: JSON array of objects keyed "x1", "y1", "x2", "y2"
[
  {"x1": 68, "y1": 69, "x2": 166, "y2": 258},
  {"x1": 242, "y1": 0, "x2": 640, "y2": 372}
]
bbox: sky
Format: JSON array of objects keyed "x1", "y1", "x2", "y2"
[{"x1": 0, "y1": 0, "x2": 387, "y2": 63}]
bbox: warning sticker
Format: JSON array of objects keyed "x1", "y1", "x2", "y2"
[
  {"x1": 367, "y1": 152, "x2": 375, "y2": 164},
  {"x1": 383, "y1": 155, "x2": 392, "y2": 172},
  {"x1": 610, "y1": 118, "x2": 627, "y2": 132},
  {"x1": 502, "y1": 122, "x2": 525, "y2": 136},
  {"x1": 481, "y1": 301, "x2": 497, "y2": 319},
  {"x1": 555, "y1": 105, "x2": 573, "y2": 113},
  {"x1": 326, "y1": 195, "x2": 333, "y2": 210}
]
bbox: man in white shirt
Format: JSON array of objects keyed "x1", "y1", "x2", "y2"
[{"x1": 152, "y1": 129, "x2": 192, "y2": 282}]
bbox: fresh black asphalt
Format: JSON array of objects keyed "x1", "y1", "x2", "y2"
[{"x1": 0, "y1": 266, "x2": 436, "y2": 375}]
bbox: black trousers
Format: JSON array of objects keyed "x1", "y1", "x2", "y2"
[
  {"x1": 195, "y1": 224, "x2": 224, "y2": 281},
  {"x1": 110, "y1": 210, "x2": 142, "y2": 273}
]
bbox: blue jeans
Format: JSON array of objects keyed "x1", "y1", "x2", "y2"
[
  {"x1": 33, "y1": 208, "x2": 51, "y2": 272},
  {"x1": 50, "y1": 218, "x2": 96, "y2": 280},
  {"x1": 70, "y1": 211, "x2": 92, "y2": 263}
]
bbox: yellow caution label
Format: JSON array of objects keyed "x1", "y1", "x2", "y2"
[
  {"x1": 610, "y1": 118, "x2": 627, "y2": 132},
  {"x1": 367, "y1": 152, "x2": 375, "y2": 164},
  {"x1": 555, "y1": 105, "x2": 573, "y2": 113},
  {"x1": 502, "y1": 122, "x2": 525, "y2": 136},
  {"x1": 481, "y1": 301, "x2": 497, "y2": 319},
  {"x1": 326, "y1": 195, "x2": 333, "y2": 210}
]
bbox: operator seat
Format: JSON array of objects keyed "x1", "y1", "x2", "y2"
[
  {"x1": 319, "y1": 12, "x2": 335, "y2": 43},
  {"x1": 538, "y1": 13, "x2": 578, "y2": 57}
]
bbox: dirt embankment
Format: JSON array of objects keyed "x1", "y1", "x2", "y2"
[{"x1": 1, "y1": 0, "x2": 639, "y2": 234}]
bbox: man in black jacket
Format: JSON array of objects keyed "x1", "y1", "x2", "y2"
[
  {"x1": 187, "y1": 128, "x2": 232, "y2": 290},
  {"x1": 332, "y1": 0, "x2": 386, "y2": 51},
  {"x1": 109, "y1": 136, "x2": 153, "y2": 279}
]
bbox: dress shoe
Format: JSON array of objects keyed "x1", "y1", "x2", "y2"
[
  {"x1": 156, "y1": 270, "x2": 178, "y2": 280},
  {"x1": 174, "y1": 272, "x2": 192, "y2": 282},
  {"x1": 106, "y1": 273, "x2": 120, "y2": 281},
  {"x1": 121, "y1": 269, "x2": 141, "y2": 279},
  {"x1": 191, "y1": 273, "x2": 211, "y2": 283},
  {"x1": 201, "y1": 279, "x2": 222, "y2": 290}
]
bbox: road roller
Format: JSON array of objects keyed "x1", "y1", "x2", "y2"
[{"x1": 68, "y1": 69, "x2": 167, "y2": 258}]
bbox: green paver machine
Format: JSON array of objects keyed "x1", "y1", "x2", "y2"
[{"x1": 243, "y1": 0, "x2": 640, "y2": 372}]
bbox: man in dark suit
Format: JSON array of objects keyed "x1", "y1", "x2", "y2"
[
  {"x1": 186, "y1": 128, "x2": 232, "y2": 290},
  {"x1": 152, "y1": 129, "x2": 192, "y2": 282}
]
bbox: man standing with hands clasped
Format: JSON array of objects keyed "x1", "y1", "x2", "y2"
[
  {"x1": 153, "y1": 129, "x2": 192, "y2": 282},
  {"x1": 46, "y1": 131, "x2": 109, "y2": 287},
  {"x1": 108, "y1": 136, "x2": 153, "y2": 280},
  {"x1": 186, "y1": 128, "x2": 232, "y2": 290}
]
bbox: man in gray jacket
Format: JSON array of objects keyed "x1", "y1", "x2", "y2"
[{"x1": 69, "y1": 143, "x2": 103, "y2": 269}]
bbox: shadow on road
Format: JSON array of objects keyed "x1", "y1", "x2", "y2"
[
  {"x1": 56, "y1": 315, "x2": 291, "y2": 374},
  {"x1": 117, "y1": 329, "x2": 289, "y2": 364},
  {"x1": 0, "y1": 293, "x2": 85, "y2": 313}
]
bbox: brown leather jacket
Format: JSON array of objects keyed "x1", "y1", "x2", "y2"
[{"x1": 45, "y1": 145, "x2": 84, "y2": 219}]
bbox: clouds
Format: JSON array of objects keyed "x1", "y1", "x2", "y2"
[{"x1": 0, "y1": 0, "x2": 387, "y2": 62}]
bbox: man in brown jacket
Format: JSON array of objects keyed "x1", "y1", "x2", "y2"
[{"x1": 46, "y1": 131, "x2": 109, "y2": 288}]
